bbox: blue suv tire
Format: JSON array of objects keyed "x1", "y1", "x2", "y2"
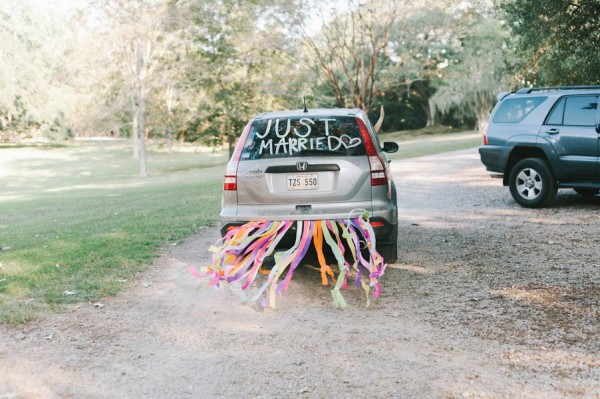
[{"x1": 508, "y1": 158, "x2": 557, "y2": 208}]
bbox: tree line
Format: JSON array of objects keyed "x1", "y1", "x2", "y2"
[{"x1": 1, "y1": 0, "x2": 599, "y2": 173}]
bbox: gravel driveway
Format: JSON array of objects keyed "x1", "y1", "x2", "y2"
[{"x1": 1, "y1": 148, "x2": 598, "y2": 399}]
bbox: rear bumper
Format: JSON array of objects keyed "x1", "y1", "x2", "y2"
[
  {"x1": 221, "y1": 216, "x2": 396, "y2": 244},
  {"x1": 220, "y1": 183, "x2": 398, "y2": 245},
  {"x1": 478, "y1": 145, "x2": 505, "y2": 174}
]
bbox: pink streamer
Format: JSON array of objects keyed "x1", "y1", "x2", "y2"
[{"x1": 191, "y1": 217, "x2": 388, "y2": 308}]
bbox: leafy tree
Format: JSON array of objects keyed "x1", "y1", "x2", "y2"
[
  {"x1": 0, "y1": 1, "x2": 76, "y2": 141},
  {"x1": 179, "y1": 0, "x2": 302, "y2": 155},
  {"x1": 301, "y1": 0, "x2": 473, "y2": 129},
  {"x1": 300, "y1": 0, "x2": 399, "y2": 114},
  {"x1": 0, "y1": 0, "x2": 526, "y2": 150},
  {"x1": 383, "y1": 1, "x2": 460, "y2": 127},
  {"x1": 89, "y1": 0, "x2": 179, "y2": 176},
  {"x1": 431, "y1": 6, "x2": 512, "y2": 133},
  {"x1": 502, "y1": 0, "x2": 600, "y2": 85}
]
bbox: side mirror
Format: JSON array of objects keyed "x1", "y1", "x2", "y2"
[
  {"x1": 382, "y1": 141, "x2": 399, "y2": 153},
  {"x1": 596, "y1": 123, "x2": 600, "y2": 133}
]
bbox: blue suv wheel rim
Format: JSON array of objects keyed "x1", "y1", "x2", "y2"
[{"x1": 515, "y1": 168, "x2": 543, "y2": 200}]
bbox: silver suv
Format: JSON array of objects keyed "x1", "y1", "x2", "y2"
[
  {"x1": 479, "y1": 86, "x2": 600, "y2": 207},
  {"x1": 220, "y1": 108, "x2": 399, "y2": 263}
]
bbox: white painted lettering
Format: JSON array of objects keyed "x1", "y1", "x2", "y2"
[
  {"x1": 295, "y1": 118, "x2": 314, "y2": 138},
  {"x1": 274, "y1": 137, "x2": 288, "y2": 154},
  {"x1": 315, "y1": 137, "x2": 325, "y2": 149},
  {"x1": 275, "y1": 118, "x2": 291, "y2": 138},
  {"x1": 298, "y1": 137, "x2": 308, "y2": 151},
  {"x1": 289, "y1": 138, "x2": 298, "y2": 154},
  {"x1": 253, "y1": 117, "x2": 363, "y2": 156},
  {"x1": 328, "y1": 136, "x2": 343, "y2": 151},
  {"x1": 259, "y1": 139, "x2": 273, "y2": 154},
  {"x1": 256, "y1": 119, "x2": 271, "y2": 139},
  {"x1": 319, "y1": 118, "x2": 336, "y2": 136}
]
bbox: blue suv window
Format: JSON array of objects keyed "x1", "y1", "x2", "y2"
[
  {"x1": 492, "y1": 97, "x2": 546, "y2": 123},
  {"x1": 546, "y1": 95, "x2": 598, "y2": 126}
]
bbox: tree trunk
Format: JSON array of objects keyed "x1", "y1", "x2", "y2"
[
  {"x1": 427, "y1": 99, "x2": 436, "y2": 127},
  {"x1": 420, "y1": 98, "x2": 434, "y2": 128},
  {"x1": 136, "y1": 39, "x2": 147, "y2": 178},
  {"x1": 477, "y1": 109, "x2": 490, "y2": 135},
  {"x1": 138, "y1": 91, "x2": 147, "y2": 178},
  {"x1": 412, "y1": 80, "x2": 434, "y2": 128},
  {"x1": 132, "y1": 104, "x2": 139, "y2": 159},
  {"x1": 166, "y1": 84, "x2": 174, "y2": 154},
  {"x1": 228, "y1": 132, "x2": 235, "y2": 159},
  {"x1": 167, "y1": 129, "x2": 173, "y2": 153}
]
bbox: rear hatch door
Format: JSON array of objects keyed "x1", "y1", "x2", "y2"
[{"x1": 236, "y1": 114, "x2": 371, "y2": 208}]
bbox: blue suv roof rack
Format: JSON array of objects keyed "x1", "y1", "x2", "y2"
[{"x1": 516, "y1": 86, "x2": 600, "y2": 94}]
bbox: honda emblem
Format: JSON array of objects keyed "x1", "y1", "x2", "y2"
[{"x1": 296, "y1": 161, "x2": 308, "y2": 171}]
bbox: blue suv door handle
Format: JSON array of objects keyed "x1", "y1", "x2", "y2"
[{"x1": 546, "y1": 128, "x2": 560, "y2": 135}]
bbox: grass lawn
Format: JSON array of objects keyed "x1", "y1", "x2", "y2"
[
  {"x1": 0, "y1": 130, "x2": 480, "y2": 324},
  {"x1": 380, "y1": 129, "x2": 482, "y2": 160},
  {"x1": 0, "y1": 140, "x2": 227, "y2": 323}
]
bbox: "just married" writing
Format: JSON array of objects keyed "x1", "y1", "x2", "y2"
[{"x1": 252, "y1": 117, "x2": 362, "y2": 156}]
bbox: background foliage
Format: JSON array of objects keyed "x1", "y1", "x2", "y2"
[
  {"x1": 1, "y1": 0, "x2": 598, "y2": 147},
  {"x1": 502, "y1": 0, "x2": 600, "y2": 86}
]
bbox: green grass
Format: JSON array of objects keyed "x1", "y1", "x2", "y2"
[
  {"x1": 381, "y1": 129, "x2": 482, "y2": 160},
  {"x1": 0, "y1": 131, "x2": 480, "y2": 324},
  {"x1": 0, "y1": 140, "x2": 227, "y2": 323}
]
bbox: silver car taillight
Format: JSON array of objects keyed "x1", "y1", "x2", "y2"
[
  {"x1": 223, "y1": 121, "x2": 253, "y2": 191},
  {"x1": 223, "y1": 161, "x2": 238, "y2": 191},
  {"x1": 357, "y1": 118, "x2": 388, "y2": 186}
]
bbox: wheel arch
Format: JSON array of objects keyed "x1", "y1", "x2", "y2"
[{"x1": 503, "y1": 147, "x2": 552, "y2": 186}]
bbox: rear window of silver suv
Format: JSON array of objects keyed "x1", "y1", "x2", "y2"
[
  {"x1": 492, "y1": 96, "x2": 547, "y2": 123},
  {"x1": 240, "y1": 115, "x2": 367, "y2": 160}
]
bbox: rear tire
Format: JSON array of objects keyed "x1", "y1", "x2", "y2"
[
  {"x1": 508, "y1": 158, "x2": 557, "y2": 208},
  {"x1": 377, "y1": 225, "x2": 398, "y2": 264}
]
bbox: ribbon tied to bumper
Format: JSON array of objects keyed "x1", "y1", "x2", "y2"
[{"x1": 190, "y1": 211, "x2": 387, "y2": 308}]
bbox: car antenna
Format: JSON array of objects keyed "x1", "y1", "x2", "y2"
[{"x1": 303, "y1": 96, "x2": 308, "y2": 113}]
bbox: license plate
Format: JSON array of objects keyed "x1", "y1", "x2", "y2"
[{"x1": 287, "y1": 174, "x2": 319, "y2": 190}]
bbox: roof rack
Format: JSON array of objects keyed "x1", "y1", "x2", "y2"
[{"x1": 516, "y1": 86, "x2": 600, "y2": 94}]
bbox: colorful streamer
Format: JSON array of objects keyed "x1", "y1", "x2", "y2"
[{"x1": 190, "y1": 210, "x2": 387, "y2": 308}]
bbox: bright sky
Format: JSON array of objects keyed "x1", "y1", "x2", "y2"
[{"x1": 29, "y1": 0, "x2": 79, "y2": 14}]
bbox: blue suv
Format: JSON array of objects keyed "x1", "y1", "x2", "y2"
[{"x1": 479, "y1": 86, "x2": 600, "y2": 207}]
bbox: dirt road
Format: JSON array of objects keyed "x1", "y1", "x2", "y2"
[{"x1": 1, "y1": 148, "x2": 599, "y2": 398}]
